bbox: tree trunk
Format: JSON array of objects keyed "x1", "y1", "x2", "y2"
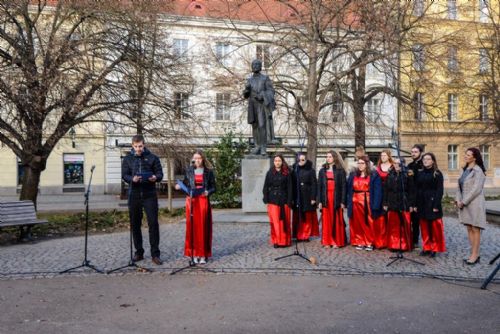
[
  {"x1": 166, "y1": 151, "x2": 173, "y2": 212},
  {"x1": 306, "y1": 119, "x2": 318, "y2": 168},
  {"x1": 354, "y1": 101, "x2": 366, "y2": 150},
  {"x1": 19, "y1": 165, "x2": 42, "y2": 208}
]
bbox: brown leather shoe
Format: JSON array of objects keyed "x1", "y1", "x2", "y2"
[
  {"x1": 132, "y1": 254, "x2": 144, "y2": 262},
  {"x1": 152, "y1": 257, "x2": 163, "y2": 265}
]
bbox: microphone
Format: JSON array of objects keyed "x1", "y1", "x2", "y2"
[
  {"x1": 191, "y1": 160, "x2": 195, "y2": 166},
  {"x1": 91, "y1": 165, "x2": 95, "y2": 172}
]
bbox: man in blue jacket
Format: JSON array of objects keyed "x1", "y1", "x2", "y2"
[{"x1": 122, "y1": 135, "x2": 164, "y2": 265}]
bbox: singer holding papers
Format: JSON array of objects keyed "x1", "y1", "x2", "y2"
[
  {"x1": 175, "y1": 150, "x2": 216, "y2": 264},
  {"x1": 121, "y1": 135, "x2": 164, "y2": 265}
]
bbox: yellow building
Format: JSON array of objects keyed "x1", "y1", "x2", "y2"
[{"x1": 400, "y1": 0, "x2": 500, "y2": 190}]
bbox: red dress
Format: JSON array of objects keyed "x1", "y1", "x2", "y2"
[
  {"x1": 420, "y1": 218, "x2": 446, "y2": 253},
  {"x1": 349, "y1": 176, "x2": 374, "y2": 247},
  {"x1": 373, "y1": 166, "x2": 389, "y2": 249},
  {"x1": 387, "y1": 211, "x2": 412, "y2": 251},
  {"x1": 292, "y1": 210, "x2": 318, "y2": 241},
  {"x1": 268, "y1": 204, "x2": 292, "y2": 246},
  {"x1": 321, "y1": 170, "x2": 347, "y2": 247},
  {"x1": 184, "y1": 173, "x2": 212, "y2": 258}
]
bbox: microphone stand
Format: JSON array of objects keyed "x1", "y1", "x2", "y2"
[
  {"x1": 386, "y1": 142, "x2": 424, "y2": 267},
  {"x1": 171, "y1": 165, "x2": 215, "y2": 275},
  {"x1": 60, "y1": 166, "x2": 104, "y2": 274},
  {"x1": 275, "y1": 155, "x2": 311, "y2": 264},
  {"x1": 481, "y1": 252, "x2": 500, "y2": 289}
]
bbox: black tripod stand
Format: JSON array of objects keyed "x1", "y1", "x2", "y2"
[
  {"x1": 481, "y1": 252, "x2": 500, "y2": 290},
  {"x1": 60, "y1": 166, "x2": 104, "y2": 274},
  {"x1": 171, "y1": 176, "x2": 215, "y2": 275},
  {"x1": 275, "y1": 157, "x2": 311, "y2": 264}
]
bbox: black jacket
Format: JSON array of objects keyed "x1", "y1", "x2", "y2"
[
  {"x1": 181, "y1": 166, "x2": 216, "y2": 196},
  {"x1": 263, "y1": 168, "x2": 293, "y2": 206},
  {"x1": 122, "y1": 148, "x2": 163, "y2": 198},
  {"x1": 407, "y1": 158, "x2": 423, "y2": 177},
  {"x1": 383, "y1": 167, "x2": 416, "y2": 211},
  {"x1": 415, "y1": 168, "x2": 444, "y2": 220},
  {"x1": 291, "y1": 160, "x2": 317, "y2": 212},
  {"x1": 318, "y1": 166, "x2": 346, "y2": 210}
]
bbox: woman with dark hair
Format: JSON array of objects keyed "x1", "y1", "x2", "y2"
[
  {"x1": 373, "y1": 149, "x2": 394, "y2": 249},
  {"x1": 175, "y1": 150, "x2": 216, "y2": 264},
  {"x1": 318, "y1": 150, "x2": 347, "y2": 248},
  {"x1": 346, "y1": 155, "x2": 383, "y2": 251},
  {"x1": 414, "y1": 152, "x2": 446, "y2": 257},
  {"x1": 263, "y1": 154, "x2": 293, "y2": 247},
  {"x1": 456, "y1": 147, "x2": 487, "y2": 265},
  {"x1": 383, "y1": 158, "x2": 415, "y2": 251},
  {"x1": 291, "y1": 153, "x2": 318, "y2": 242}
]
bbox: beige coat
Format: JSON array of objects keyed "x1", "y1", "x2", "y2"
[{"x1": 456, "y1": 165, "x2": 487, "y2": 229}]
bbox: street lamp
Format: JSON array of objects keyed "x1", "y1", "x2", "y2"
[{"x1": 69, "y1": 127, "x2": 76, "y2": 148}]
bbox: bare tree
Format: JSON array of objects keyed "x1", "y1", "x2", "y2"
[{"x1": 0, "y1": 0, "x2": 133, "y2": 204}]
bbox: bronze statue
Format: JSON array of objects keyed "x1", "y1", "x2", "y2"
[{"x1": 243, "y1": 59, "x2": 276, "y2": 155}]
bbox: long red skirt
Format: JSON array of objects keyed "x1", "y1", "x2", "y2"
[
  {"x1": 387, "y1": 211, "x2": 412, "y2": 251},
  {"x1": 373, "y1": 214, "x2": 388, "y2": 249},
  {"x1": 292, "y1": 210, "x2": 318, "y2": 241},
  {"x1": 267, "y1": 204, "x2": 291, "y2": 246},
  {"x1": 311, "y1": 212, "x2": 320, "y2": 237},
  {"x1": 322, "y1": 178, "x2": 347, "y2": 247},
  {"x1": 349, "y1": 193, "x2": 374, "y2": 247},
  {"x1": 184, "y1": 195, "x2": 212, "y2": 258},
  {"x1": 420, "y1": 218, "x2": 446, "y2": 253}
]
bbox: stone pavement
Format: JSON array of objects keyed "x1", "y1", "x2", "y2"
[{"x1": 0, "y1": 214, "x2": 499, "y2": 283}]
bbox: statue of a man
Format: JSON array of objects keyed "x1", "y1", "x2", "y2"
[{"x1": 243, "y1": 59, "x2": 276, "y2": 155}]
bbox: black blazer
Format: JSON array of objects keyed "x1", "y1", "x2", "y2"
[
  {"x1": 182, "y1": 166, "x2": 216, "y2": 196},
  {"x1": 291, "y1": 160, "x2": 317, "y2": 212},
  {"x1": 318, "y1": 166, "x2": 346, "y2": 210},
  {"x1": 415, "y1": 168, "x2": 444, "y2": 220},
  {"x1": 263, "y1": 168, "x2": 293, "y2": 206},
  {"x1": 383, "y1": 167, "x2": 416, "y2": 211}
]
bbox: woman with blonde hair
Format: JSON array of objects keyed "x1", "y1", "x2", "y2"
[
  {"x1": 318, "y1": 150, "x2": 347, "y2": 248},
  {"x1": 456, "y1": 147, "x2": 487, "y2": 265}
]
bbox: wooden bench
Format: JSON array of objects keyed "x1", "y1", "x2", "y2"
[{"x1": 0, "y1": 201, "x2": 48, "y2": 241}]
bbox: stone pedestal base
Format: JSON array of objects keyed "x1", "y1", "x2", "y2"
[{"x1": 242, "y1": 155, "x2": 271, "y2": 213}]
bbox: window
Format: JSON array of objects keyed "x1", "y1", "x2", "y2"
[
  {"x1": 448, "y1": 47, "x2": 458, "y2": 72},
  {"x1": 17, "y1": 158, "x2": 24, "y2": 186},
  {"x1": 414, "y1": 92, "x2": 424, "y2": 121},
  {"x1": 479, "y1": 95, "x2": 488, "y2": 121},
  {"x1": 447, "y1": 0, "x2": 458, "y2": 19},
  {"x1": 479, "y1": 0, "x2": 489, "y2": 22},
  {"x1": 413, "y1": 44, "x2": 425, "y2": 71},
  {"x1": 215, "y1": 43, "x2": 231, "y2": 67},
  {"x1": 174, "y1": 92, "x2": 190, "y2": 119},
  {"x1": 480, "y1": 145, "x2": 490, "y2": 169},
  {"x1": 331, "y1": 97, "x2": 344, "y2": 122},
  {"x1": 479, "y1": 48, "x2": 489, "y2": 73},
  {"x1": 63, "y1": 154, "x2": 84, "y2": 185},
  {"x1": 413, "y1": 0, "x2": 424, "y2": 17},
  {"x1": 448, "y1": 145, "x2": 458, "y2": 170},
  {"x1": 173, "y1": 38, "x2": 188, "y2": 58},
  {"x1": 365, "y1": 98, "x2": 381, "y2": 123},
  {"x1": 215, "y1": 93, "x2": 231, "y2": 121},
  {"x1": 448, "y1": 93, "x2": 458, "y2": 121},
  {"x1": 256, "y1": 44, "x2": 270, "y2": 69}
]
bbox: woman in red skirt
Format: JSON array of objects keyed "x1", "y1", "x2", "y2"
[
  {"x1": 318, "y1": 150, "x2": 347, "y2": 248},
  {"x1": 263, "y1": 154, "x2": 293, "y2": 247},
  {"x1": 346, "y1": 155, "x2": 383, "y2": 251},
  {"x1": 291, "y1": 153, "x2": 319, "y2": 242},
  {"x1": 373, "y1": 149, "x2": 393, "y2": 249},
  {"x1": 415, "y1": 152, "x2": 446, "y2": 257},
  {"x1": 383, "y1": 158, "x2": 415, "y2": 251},
  {"x1": 175, "y1": 150, "x2": 216, "y2": 264}
]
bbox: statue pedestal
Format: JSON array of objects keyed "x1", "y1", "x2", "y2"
[{"x1": 242, "y1": 155, "x2": 271, "y2": 213}]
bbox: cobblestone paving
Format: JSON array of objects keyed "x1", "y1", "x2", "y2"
[{"x1": 0, "y1": 216, "x2": 499, "y2": 282}]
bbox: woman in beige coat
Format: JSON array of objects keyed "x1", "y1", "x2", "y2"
[{"x1": 455, "y1": 147, "x2": 487, "y2": 265}]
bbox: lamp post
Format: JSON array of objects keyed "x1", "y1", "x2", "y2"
[{"x1": 69, "y1": 127, "x2": 76, "y2": 148}]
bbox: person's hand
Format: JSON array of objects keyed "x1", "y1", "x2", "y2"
[
  {"x1": 433, "y1": 208, "x2": 439, "y2": 212},
  {"x1": 148, "y1": 175, "x2": 157, "y2": 182},
  {"x1": 204, "y1": 191, "x2": 209, "y2": 197},
  {"x1": 132, "y1": 175, "x2": 142, "y2": 183},
  {"x1": 341, "y1": 204, "x2": 346, "y2": 209},
  {"x1": 175, "y1": 184, "x2": 181, "y2": 190},
  {"x1": 413, "y1": 207, "x2": 418, "y2": 213},
  {"x1": 409, "y1": 207, "x2": 414, "y2": 213},
  {"x1": 311, "y1": 200, "x2": 316, "y2": 205},
  {"x1": 457, "y1": 201, "x2": 464, "y2": 209},
  {"x1": 383, "y1": 206, "x2": 388, "y2": 211},
  {"x1": 318, "y1": 203, "x2": 322, "y2": 210}
]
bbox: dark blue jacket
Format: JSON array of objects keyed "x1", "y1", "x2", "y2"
[
  {"x1": 122, "y1": 148, "x2": 163, "y2": 198},
  {"x1": 346, "y1": 171, "x2": 383, "y2": 219}
]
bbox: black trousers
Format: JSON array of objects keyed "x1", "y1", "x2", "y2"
[
  {"x1": 128, "y1": 195, "x2": 160, "y2": 257},
  {"x1": 410, "y1": 211, "x2": 420, "y2": 246}
]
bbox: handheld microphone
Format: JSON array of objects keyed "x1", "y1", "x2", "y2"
[
  {"x1": 191, "y1": 160, "x2": 195, "y2": 166},
  {"x1": 91, "y1": 165, "x2": 95, "y2": 172}
]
